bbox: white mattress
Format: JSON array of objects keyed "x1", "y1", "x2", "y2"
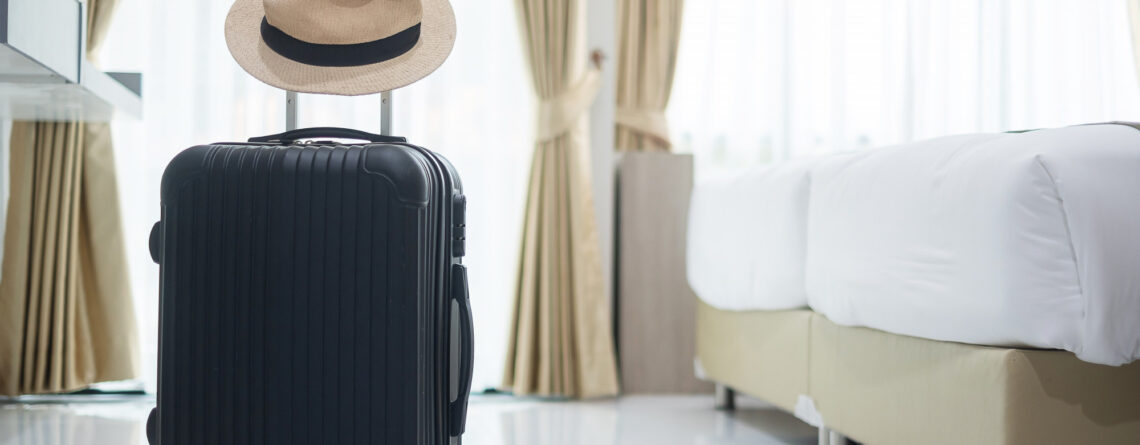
[
  {"x1": 686, "y1": 124, "x2": 1140, "y2": 365},
  {"x1": 687, "y1": 159, "x2": 815, "y2": 311},
  {"x1": 805, "y1": 124, "x2": 1140, "y2": 366}
]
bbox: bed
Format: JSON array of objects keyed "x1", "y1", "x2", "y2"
[{"x1": 687, "y1": 123, "x2": 1140, "y2": 444}]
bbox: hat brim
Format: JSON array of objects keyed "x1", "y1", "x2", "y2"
[{"x1": 225, "y1": 0, "x2": 456, "y2": 96}]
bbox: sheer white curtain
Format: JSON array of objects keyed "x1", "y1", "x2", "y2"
[
  {"x1": 99, "y1": 0, "x2": 531, "y2": 392},
  {"x1": 669, "y1": 0, "x2": 1140, "y2": 178}
]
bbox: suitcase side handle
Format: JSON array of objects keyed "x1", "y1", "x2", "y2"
[
  {"x1": 248, "y1": 127, "x2": 408, "y2": 144},
  {"x1": 450, "y1": 265, "x2": 475, "y2": 437}
]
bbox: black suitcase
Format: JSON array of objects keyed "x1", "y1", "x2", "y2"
[{"x1": 146, "y1": 127, "x2": 473, "y2": 445}]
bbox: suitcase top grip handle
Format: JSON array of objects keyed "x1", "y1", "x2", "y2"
[{"x1": 248, "y1": 127, "x2": 408, "y2": 144}]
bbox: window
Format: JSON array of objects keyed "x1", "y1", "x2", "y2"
[{"x1": 669, "y1": 0, "x2": 1140, "y2": 179}]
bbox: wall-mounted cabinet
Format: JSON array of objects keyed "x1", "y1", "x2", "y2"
[{"x1": 0, "y1": 0, "x2": 141, "y2": 122}]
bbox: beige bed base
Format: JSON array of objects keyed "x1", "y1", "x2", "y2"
[{"x1": 696, "y1": 301, "x2": 1140, "y2": 445}]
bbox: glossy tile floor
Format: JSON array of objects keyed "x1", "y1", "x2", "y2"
[{"x1": 0, "y1": 394, "x2": 817, "y2": 444}]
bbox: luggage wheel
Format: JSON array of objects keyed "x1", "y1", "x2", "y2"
[{"x1": 146, "y1": 407, "x2": 157, "y2": 444}]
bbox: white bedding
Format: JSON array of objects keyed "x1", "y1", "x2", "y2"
[
  {"x1": 687, "y1": 160, "x2": 815, "y2": 311},
  {"x1": 687, "y1": 124, "x2": 1140, "y2": 365}
]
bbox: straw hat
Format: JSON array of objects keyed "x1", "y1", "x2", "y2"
[{"x1": 225, "y1": 0, "x2": 456, "y2": 96}]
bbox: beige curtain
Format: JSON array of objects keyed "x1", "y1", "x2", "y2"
[
  {"x1": 87, "y1": 0, "x2": 120, "y2": 59},
  {"x1": 615, "y1": 0, "x2": 685, "y2": 152},
  {"x1": 502, "y1": 0, "x2": 619, "y2": 398},
  {"x1": 0, "y1": 0, "x2": 137, "y2": 396}
]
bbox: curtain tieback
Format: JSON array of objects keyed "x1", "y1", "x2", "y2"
[
  {"x1": 536, "y1": 67, "x2": 602, "y2": 142},
  {"x1": 616, "y1": 106, "x2": 671, "y2": 146}
]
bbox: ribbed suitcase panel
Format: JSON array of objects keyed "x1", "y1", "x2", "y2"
[{"x1": 158, "y1": 146, "x2": 431, "y2": 445}]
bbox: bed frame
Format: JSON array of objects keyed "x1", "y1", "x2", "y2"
[{"x1": 696, "y1": 300, "x2": 1140, "y2": 445}]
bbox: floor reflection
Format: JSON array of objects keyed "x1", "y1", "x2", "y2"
[
  {"x1": 0, "y1": 398, "x2": 148, "y2": 445},
  {"x1": 0, "y1": 395, "x2": 815, "y2": 445},
  {"x1": 469, "y1": 395, "x2": 816, "y2": 445}
]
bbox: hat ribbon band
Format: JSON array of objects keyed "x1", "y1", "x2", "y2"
[{"x1": 261, "y1": 18, "x2": 421, "y2": 67}]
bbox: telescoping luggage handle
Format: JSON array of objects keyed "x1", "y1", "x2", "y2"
[
  {"x1": 260, "y1": 90, "x2": 399, "y2": 143},
  {"x1": 282, "y1": 90, "x2": 393, "y2": 134}
]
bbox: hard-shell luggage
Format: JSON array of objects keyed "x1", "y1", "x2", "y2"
[{"x1": 145, "y1": 126, "x2": 473, "y2": 445}]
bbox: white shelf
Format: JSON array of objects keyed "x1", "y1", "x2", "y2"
[{"x1": 0, "y1": 0, "x2": 141, "y2": 122}]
